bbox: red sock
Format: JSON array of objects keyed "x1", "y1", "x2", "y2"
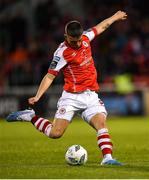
[
  {"x1": 31, "y1": 115, "x2": 52, "y2": 137},
  {"x1": 97, "y1": 128, "x2": 113, "y2": 157}
]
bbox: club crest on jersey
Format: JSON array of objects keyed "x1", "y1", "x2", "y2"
[
  {"x1": 59, "y1": 108, "x2": 66, "y2": 114},
  {"x1": 82, "y1": 41, "x2": 88, "y2": 47}
]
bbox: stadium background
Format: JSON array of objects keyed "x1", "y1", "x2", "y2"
[
  {"x1": 0, "y1": 0, "x2": 149, "y2": 118},
  {"x1": 0, "y1": 0, "x2": 149, "y2": 179}
]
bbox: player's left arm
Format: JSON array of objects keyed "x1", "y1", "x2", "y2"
[{"x1": 94, "y1": 10, "x2": 127, "y2": 35}]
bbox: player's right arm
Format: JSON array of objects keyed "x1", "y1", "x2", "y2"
[
  {"x1": 28, "y1": 73, "x2": 55, "y2": 105},
  {"x1": 28, "y1": 44, "x2": 68, "y2": 105}
]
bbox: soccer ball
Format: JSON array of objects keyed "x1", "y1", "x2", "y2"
[{"x1": 65, "y1": 145, "x2": 88, "y2": 165}]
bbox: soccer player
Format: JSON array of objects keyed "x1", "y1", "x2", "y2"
[{"x1": 7, "y1": 11, "x2": 127, "y2": 165}]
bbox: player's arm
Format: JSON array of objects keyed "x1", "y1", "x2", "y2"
[
  {"x1": 95, "y1": 11, "x2": 127, "y2": 35},
  {"x1": 28, "y1": 73, "x2": 55, "y2": 105},
  {"x1": 28, "y1": 46, "x2": 67, "y2": 105}
]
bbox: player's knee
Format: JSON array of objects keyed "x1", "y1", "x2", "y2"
[
  {"x1": 90, "y1": 113, "x2": 107, "y2": 130},
  {"x1": 49, "y1": 129, "x2": 63, "y2": 139},
  {"x1": 99, "y1": 120, "x2": 106, "y2": 128}
]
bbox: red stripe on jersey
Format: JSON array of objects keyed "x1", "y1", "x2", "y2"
[
  {"x1": 92, "y1": 27, "x2": 98, "y2": 36},
  {"x1": 98, "y1": 141, "x2": 113, "y2": 147},
  {"x1": 97, "y1": 134, "x2": 110, "y2": 140},
  {"x1": 48, "y1": 69, "x2": 58, "y2": 76}
]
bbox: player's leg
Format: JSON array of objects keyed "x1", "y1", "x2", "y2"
[
  {"x1": 6, "y1": 92, "x2": 76, "y2": 138},
  {"x1": 6, "y1": 109, "x2": 70, "y2": 138},
  {"x1": 6, "y1": 91, "x2": 76, "y2": 138},
  {"x1": 81, "y1": 92, "x2": 122, "y2": 165},
  {"x1": 31, "y1": 115, "x2": 70, "y2": 138},
  {"x1": 49, "y1": 118, "x2": 70, "y2": 138},
  {"x1": 89, "y1": 113, "x2": 122, "y2": 165}
]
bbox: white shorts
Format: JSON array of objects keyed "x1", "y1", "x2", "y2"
[{"x1": 54, "y1": 90, "x2": 107, "y2": 123}]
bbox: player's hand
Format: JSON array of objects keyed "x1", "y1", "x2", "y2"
[
  {"x1": 28, "y1": 96, "x2": 39, "y2": 105},
  {"x1": 113, "y1": 11, "x2": 127, "y2": 21}
]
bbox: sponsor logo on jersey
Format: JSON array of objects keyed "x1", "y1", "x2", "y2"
[
  {"x1": 72, "y1": 52, "x2": 77, "y2": 57},
  {"x1": 80, "y1": 57, "x2": 92, "y2": 66}
]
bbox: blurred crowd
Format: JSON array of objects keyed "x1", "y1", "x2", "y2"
[{"x1": 0, "y1": 0, "x2": 149, "y2": 88}]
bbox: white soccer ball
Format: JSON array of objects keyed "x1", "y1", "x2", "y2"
[{"x1": 65, "y1": 145, "x2": 88, "y2": 165}]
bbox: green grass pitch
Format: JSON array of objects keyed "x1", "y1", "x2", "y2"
[{"x1": 0, "y1": 116, "x2": 149, "y2": 179}]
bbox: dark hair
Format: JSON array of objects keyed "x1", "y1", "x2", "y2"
[{"x1": 65, "y1": 20, "x2": 83, "y2": 38}]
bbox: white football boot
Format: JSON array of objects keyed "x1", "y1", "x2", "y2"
[
  {"x1": 101, "y1": 157, "x2": 122, "y2": 165},
  {"x1": 6, "y1": 109, "x2": 35, "y2": 122}
]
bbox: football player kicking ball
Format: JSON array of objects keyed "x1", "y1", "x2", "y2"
[{"x1": 7, "y1": 11, "x2": 127, "y2": 165}]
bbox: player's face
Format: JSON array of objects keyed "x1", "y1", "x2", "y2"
[{"x1": 65, "y1": 35, "x2": 82, "y2": 49}]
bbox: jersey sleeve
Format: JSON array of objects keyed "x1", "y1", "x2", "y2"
[
  {"x1": 83, "y1": 27, "x2": 98, "y2": 41},
  {"x1": 48, "y1": 47, "x2": 67, "y2": 76}
]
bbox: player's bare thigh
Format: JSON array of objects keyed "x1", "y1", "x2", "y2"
[
  {"x1": 89, "y1": 113, "x2": 107, "y2": 131},
  {"x1": 49, "y1": 118, "x2": 70, "y2": 138}
]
